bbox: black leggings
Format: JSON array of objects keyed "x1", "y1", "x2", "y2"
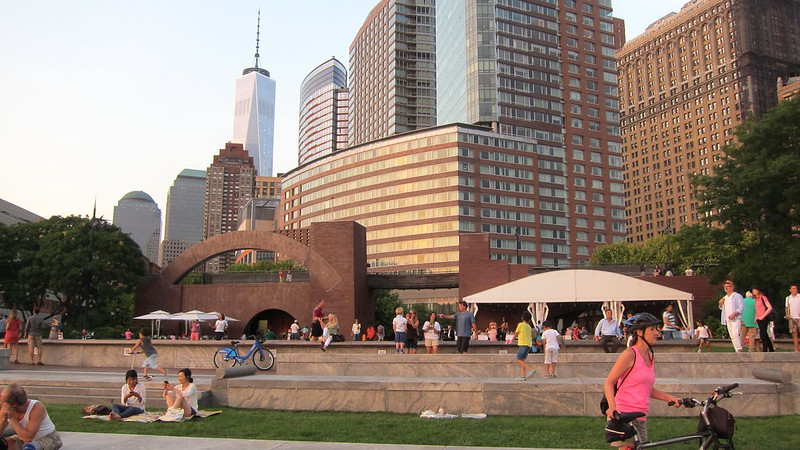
[{"x1": 756, "y1": 319, "x2": 774, "y2": 352}]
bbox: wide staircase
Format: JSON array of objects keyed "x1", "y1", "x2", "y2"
[{"x1": 210, "y1": 350, "x2": 800, "y2": 417}]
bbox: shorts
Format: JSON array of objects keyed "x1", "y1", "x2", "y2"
[
  {"x1": 143, "y1": 354, "x2": 159, "y2": 369},
  {"x1": 8, "y1": 430, "x2": 62, "y2": 450},
  {"x1": 29, "y1": 335, "x2": 43, "y2": 348},
  {"x1": 544, "y1": 348, "x2": 559, "y2": 364},
  {"x1": 424, "y1": 337, "x2": 439, "y2": 347},
  {"x1": 456, "y1": 336, "x2": 471, "y2": 353},
  {"x1": 516, "y1": 345, "x2": 531, "y2": 360},
  {"x1": 789, "y1": 318, "x2": 800, "y2": 334},
  {"x1": 311, "y1": 322, "x2": 323, "y2": 338},
  {"x1": 394, "y1": 331, "x2": 407, "y2": 343},
  {"x1": 699, "y1": 337, "x2": 709, "y2": 343},
  {"x1": 406, "y1": 337, "x2": 418, "y2": 348}
]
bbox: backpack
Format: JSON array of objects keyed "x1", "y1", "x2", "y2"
[{"x1": 699, "y1": 405, "x2": 736, "y2": 439}]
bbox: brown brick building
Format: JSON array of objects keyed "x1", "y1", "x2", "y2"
[{"x1": 618, "y1": 0, "x2": 800, "y2": 242}]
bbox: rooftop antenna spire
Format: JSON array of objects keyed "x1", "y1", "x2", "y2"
[{"x1": 253, "y1": 9, "x2": 262, "y2": 69}]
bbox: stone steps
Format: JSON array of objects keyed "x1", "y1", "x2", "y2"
[
  {"x1": 16, "y1": 381, "x2": 212, "y2": 410},
  {"x1": 214, "y1": 373, "x2": 797, "y2": 417}
]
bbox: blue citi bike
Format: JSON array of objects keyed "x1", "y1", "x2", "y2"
[{"x1": 212, "y1": 336, "x2": 275, "y2": 371}]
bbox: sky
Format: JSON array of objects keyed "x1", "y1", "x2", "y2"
[{"x1": 0, "y1": 0, "x2": 687, "y2": 222}]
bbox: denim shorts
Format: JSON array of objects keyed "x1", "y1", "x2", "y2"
[
  {"x1": 516, "y1": 345, "x2": 531, "y2": 360},
  {"x1": 394, "y1": 331, "x2": 406, "y2": 343}
]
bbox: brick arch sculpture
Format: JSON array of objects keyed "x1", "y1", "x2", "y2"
[
  {"x1": 160, "y1": 230, "x2": 341, "y2": 290},
  {"x1": 136, "y1": 222, "x2": 370, "y2": 340}
]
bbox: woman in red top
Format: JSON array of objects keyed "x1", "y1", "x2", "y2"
[
  {"x1": 3, "y1": 310, "x2": 22, "y2": 363},
  {"x1": 752, "y1": 288, "x2": 775, "y2": 352}
]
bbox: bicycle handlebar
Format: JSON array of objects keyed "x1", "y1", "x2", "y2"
[{"x1": 715, "y1": 383, "x2": 739, "y2": 395}]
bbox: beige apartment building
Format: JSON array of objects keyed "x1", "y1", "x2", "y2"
[{"x1": 618, "y1": 0, "x2": 800, "y2": 242}]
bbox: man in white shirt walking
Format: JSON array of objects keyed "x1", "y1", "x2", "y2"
[
  {"x1": 718, "y1": 280, "x2": 744, "y2": 352},
  {"x1": 785, "y1": 285, "x2": 800, "y2": 352}
]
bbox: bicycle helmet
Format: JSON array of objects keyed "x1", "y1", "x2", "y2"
[
  {"x1": 604, "y1": 418, "x2": 637, "y2": 443},
  {"x1": 623, "y1": 312, "x2": 661, "y2": 332}
]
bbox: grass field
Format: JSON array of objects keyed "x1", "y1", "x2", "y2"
[{"x1": 50, "y1": 404, "x2": 799, "y2": 449}]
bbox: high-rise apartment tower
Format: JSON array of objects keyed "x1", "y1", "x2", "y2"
[
  {"x1": 203, "y1": 143, "x2": 256, "y2": 272},
  {"x1": 348, "y1": 0, "x2": 436, "y2": 147},
  {"x1": 436, "y1": 0, "x2": 627, "y2": 261},
  {"x1": 618, "y1": 0, "x2": 800, "y2": 242}
]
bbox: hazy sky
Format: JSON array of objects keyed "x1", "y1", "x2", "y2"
[{"x1": 0, "y1": 0, "x2": 686, "y2": 222}]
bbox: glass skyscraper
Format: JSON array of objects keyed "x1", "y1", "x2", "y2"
[
  {"x1": 298, "y1": 57, "x2": 350, "y2": 165},
  {"x1": 232, "y1": 15, "x2": 276, "y2": 177},
  {"x1": 159, "y1": 169, "x2": 206, "y2": 267},
  {"x1": 113, "y1": 191, "x2": 161, "y2": 263}
]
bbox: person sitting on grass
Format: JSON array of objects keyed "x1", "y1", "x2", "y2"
[
  {"x1": 130, "y1": 328, "x2": 167, "y2": 381},
  {"x1": 163, "y1": 368, "x2": 197, "y2": 418},
  {"x1": 0, "y1": 383, "x2": 63, "y2": 449},
  {"x1": 109, "y1": 369, "x2": 146, "y2": 420}
]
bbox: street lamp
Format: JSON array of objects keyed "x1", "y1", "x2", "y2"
[{"x1": 515, "y1": 227, "x2": 521, "y2": 264}]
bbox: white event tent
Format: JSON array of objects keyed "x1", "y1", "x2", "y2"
[{"x1": 462, "y1": 270, "x2": 695, "y2": 329}]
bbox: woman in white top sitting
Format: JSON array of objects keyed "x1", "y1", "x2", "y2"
[
  {"x1": 110, "y1": 369, "x2": 146, "y2": 419},
  {"x1": 163, "y1": 368, "x2": 198, "y2": 417}
]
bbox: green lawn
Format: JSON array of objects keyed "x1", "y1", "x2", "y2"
[{"x1": 50, "y1": 404, "x2": 799, "y2": 449}]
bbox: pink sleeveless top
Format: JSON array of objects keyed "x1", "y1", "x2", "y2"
[{"x1": 614, "y1": 346, "x2": 655, "y2": 419}]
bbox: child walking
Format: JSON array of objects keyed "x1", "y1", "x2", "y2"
[
  {"x1": 514, "y1": 312, "x2": 536, "y2": 380},
  {"x1": 695, "y1": 320, "x2": 712, "y2": 353},
  {"x1": 541, "y1": 321, "x2": 560, "y2": 378},
  {"x1": 130, "y1": 329, "x2": 167, "y2": 380}
]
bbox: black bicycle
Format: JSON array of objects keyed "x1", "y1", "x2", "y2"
[{"x1": 608, "y1": 383, "x2": 739, "y2": 449}]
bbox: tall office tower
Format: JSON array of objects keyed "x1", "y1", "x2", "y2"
[
  {"x1": 618, "y1": 0, "x2": 800, "y2": 243},
  {"x1": 436, "y1": 0, "x2": 627, "y2": 261},
  {"x1": 348, "y1": 0, "x2": 436, "y2": 147},
  {"x1": 298, "y1": 58, "x2": 350, "y2": 165},
  {"x1": 203, "y1": 143, "x2": 256, "y2": 272},
  {"x1": 158, "y1": 169, "x2": 206, "y2": 268},
  {"x1": 232, "y1": 12, "x2": 276, "y2": 176},
  {"x1": 113, "y1": 191, "x2": 161, "y2": 263}
]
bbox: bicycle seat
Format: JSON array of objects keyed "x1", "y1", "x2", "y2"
[
  {"x1": 230, "y1": 340, "x2": 239, "y2": 346},
  {"x1": 615, "y1": 411, "x2": 646, "y2": 424}
]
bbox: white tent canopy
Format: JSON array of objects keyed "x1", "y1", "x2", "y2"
[{"x1": 463, "y1": 270, "x2": 695, "y2": 329}]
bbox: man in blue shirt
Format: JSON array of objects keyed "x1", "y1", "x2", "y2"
[{"x1": 439, "y1": 301, "x2": 478, "y2": 353}]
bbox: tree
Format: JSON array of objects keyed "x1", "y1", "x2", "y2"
[
  {"x1": 692, "y1": 96, "x2": 800, "y2": 301},
  {"x1": 0, "y1": 216, "x2": 146, "y2": 334},
  {"x1": 373, "y1": 289, "x2": 402, "y2": 339}
]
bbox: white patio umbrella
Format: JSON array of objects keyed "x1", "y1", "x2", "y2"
[
  {"x1": 133, "y1": 310, "x2": 178, "y2": 337},
  {"x1": 207, "y1": 312, "x2": 240, "y2": 322}
]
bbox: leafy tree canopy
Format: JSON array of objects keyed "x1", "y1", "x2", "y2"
[
  {"x1": 0, "y1": 216, "x2": 146, "y2": 333},
  {"x1": 692, "y1": 96, "x2": 800, "y2": 298}
]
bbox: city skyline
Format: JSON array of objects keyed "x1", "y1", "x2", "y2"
[{"x1": 1, "y1": 0, "x2": 688, "y2": 222}]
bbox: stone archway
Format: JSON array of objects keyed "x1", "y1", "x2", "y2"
[
  {"x1": 160, "y1": 230, "x2": 341, "y2": 291},
  {"x1": 135, "y1": 222, "x2": 370, "y2": 341},
  {"x1": 245, "y1": 308, "x2": 295, "y2": 339}
]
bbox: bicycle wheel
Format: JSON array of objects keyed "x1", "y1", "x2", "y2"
[
  {"x1": 252, "y1": 347, "x2": 275, "y2": 370},
  {"x1": 213, "y1": 347, "x2": 238, "y2": 368}
]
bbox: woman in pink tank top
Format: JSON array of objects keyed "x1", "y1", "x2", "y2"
[{"x1": 603, "y1": 312, "x2": 682, "y2": 446}]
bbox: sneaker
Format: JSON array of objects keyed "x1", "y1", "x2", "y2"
[
  {"x1": 514, "y1": 376, "x2": 526, "y2": 381},
  {"x1": 144, "y1": 375, "x2": 153, "y2": 381},
  {"x1": 525, "y1": 368, "x2": 537, "y2": 378},
  {"x1": 320, "y1": 346, "x2": 326, "y2": 352}
]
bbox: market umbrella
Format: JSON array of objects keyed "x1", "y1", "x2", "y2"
[
  {"x1": 172, "y1": 310, "x2": 218, "y2": 336},
  {"x1": 207, "y1": 311, "x2": 240, "y2": 322},
  {"x1": 133, "y1": 310, "x2": 177, "y2": 337}
]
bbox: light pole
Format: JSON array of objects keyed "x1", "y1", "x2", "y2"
[{"x1": 515, "y1": 227, "x2": 521, "y2": 264}]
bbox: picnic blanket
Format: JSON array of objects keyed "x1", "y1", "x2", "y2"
[{"x1": 83, "y1": 409, "x2": 221, "y2": 423}]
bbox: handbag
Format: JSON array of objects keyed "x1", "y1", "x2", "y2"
[
  {"x1": 760, "y1": 298, "x2": 778, "y2": 322},
  {"x1": 600, "y1": 349, "x2": 636, "y2": 415}
]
